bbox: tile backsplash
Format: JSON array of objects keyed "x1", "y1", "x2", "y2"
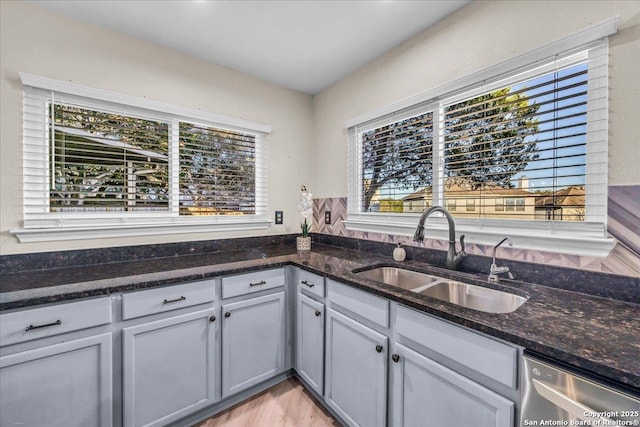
[{"x1": 312, "y1": 185, "x2": 640, "y2": 278}]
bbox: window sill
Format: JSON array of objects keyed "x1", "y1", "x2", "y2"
[
  {"x1": 11, "y1": 218, "x2": 272, "y2": 243},
  {"x1": 344, "y1": 214, "x2": 615, "y2": 258}
]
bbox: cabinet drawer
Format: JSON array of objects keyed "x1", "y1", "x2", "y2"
[
  {"x1": 327, "y1": 279, "x2": 389, "y2": 328},
  {"x1": 122, "y1": 279, "x2": 215, "y2": 320},
  {"x1": 0, "y1": 297, "x2": 112, "y2": 346},
  {"x1": 395, "y1": 305, "x2": 517, "y2": 388},
  {"x1": 296, "y1": 269, "x2": 325, "y2": 298},
  {"x1": 222, "y1": 268, "x2": 285, "y2": 299}
]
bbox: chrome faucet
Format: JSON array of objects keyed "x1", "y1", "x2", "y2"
[
  {"x1": 488, "y1": 237, "x2": 514, "y2": 283},
  {"x1": 413, "y1": 206, "x2": 466, "y2": 270}
]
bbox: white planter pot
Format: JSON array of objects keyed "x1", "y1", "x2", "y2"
[{"x1": 297, "y1": 236, "x2": 311, "y2": 251}]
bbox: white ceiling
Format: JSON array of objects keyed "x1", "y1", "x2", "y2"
[{"x1": 28, "y1": 0, "x2": 469, "y2": 94}]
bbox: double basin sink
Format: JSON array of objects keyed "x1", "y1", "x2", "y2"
[{"x1": 354, "y1": 266, "x2": 527, "y2": 314}]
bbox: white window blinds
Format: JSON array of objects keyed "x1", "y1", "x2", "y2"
[
  {"x1": 360, "y1": 110, "x2": 434, "y2": 213},
  {"x1": 179, "y1": 122, "x2": 265, "y2": 215},
  {"x1": 441, "y1": 50, "x2": 607, "y2": 222},
  {"x1": 351, "y1": 41, "x2": 608, "y2": 225},
  {"x1": 19, "y1": 76, "x2": 270, "y2": 238},
  {"x1": 50, "y1": 104, "x2": 170, "y2": 212}
]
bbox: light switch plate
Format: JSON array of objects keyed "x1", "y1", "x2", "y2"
[{"x1": 275, "y1": 211, "x2": 283, "y2": 224}]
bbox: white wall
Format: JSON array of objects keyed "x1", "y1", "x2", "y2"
[
  {"x1": 311, "y1": 0, "x2": 640, "y2": 198},
  {"x1": 0, "y1": 2, "x2": 314, "y2": 255}
]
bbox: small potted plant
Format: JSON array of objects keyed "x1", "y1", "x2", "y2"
[{"x1": 297, "y1": 185, "x2": 313, "y2": 251}]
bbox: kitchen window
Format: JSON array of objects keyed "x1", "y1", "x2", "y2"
[
  {"x1": 360, "y1": 110, "x2": 434, "y2": 213},
  {"x1": 178, "y1": 122, "x2": 259, "y2": 216},
  {"x1": 14, "y1": 74, "x2": 271, "y2": 242},
  {"x1": 50, "y1": 104, "x2": 170, "y2": 213},
  {"x1": 345, "y1": 22, "x2": 616, "y2": 256}
]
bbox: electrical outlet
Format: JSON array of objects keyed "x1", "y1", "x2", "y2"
[
  {"x1": 275, "y1": 211, "x2": 283, "y2": 224},
  {"x1": 325, "y1": 211, "x2": 331, "y2": 224}
]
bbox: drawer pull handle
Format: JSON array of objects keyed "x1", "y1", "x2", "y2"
[
  {"x1": 301, "y1": 280, "x2": 315, "y2": 288},
  {"x1": 163, "y1": 296, "x2": 186, "y2": 304},
  {"x1": 224, "y1": 312, "x2": 231, "y2": 318},
  {"x1": 376, "y1": 344, "x2": 383, "y2": 353},
  {"x1": 249, "y1": 280, "x2": 266, "y2": 287},
  {"x1": 209, "y1": 316, "x2": 216, "y2": 322},
  {"x1": 25, "y1": 320, "x2": 62, "y2": 332},
  {"x1": 315, "y1": 310, "x2": 322, "y2": 317},
  {"x1": 392, "y1": 354, "x2": 400, "y2": 363}
]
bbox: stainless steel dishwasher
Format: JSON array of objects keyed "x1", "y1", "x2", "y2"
[{"x1": 521, "y1": 354, "x2": 640, "y2": 426}]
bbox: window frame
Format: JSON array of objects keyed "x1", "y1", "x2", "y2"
[
  {"x1": 345, "y1": 20, "x2": 617, "y2": 257},
  {"x1": 13, "y1": 74, "x2": 271, "y2": 243}
]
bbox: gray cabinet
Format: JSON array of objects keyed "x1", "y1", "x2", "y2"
[
  {"x1": 221, "y1": 291, "x2": 286, "y2": 398},
  {"x1": 1, "y1": 267, "x2": 523, "y2": 427},
  {"x1": 122, "y1": 309, "x2": 218, "y2": 427},
  {"x1": 0, "y1": 333, "x2": 113, "y2": 427},
  {"x1": 0, "y1": 297, "x2": 113, "y2": 427},
  {"x1": 390, "y1": 343, "x2": 513, "y2": 427},
  {"x1": 325, "y1": 308, "x2": 388, "y2": 427},
  {"x1": 296, "y1": 293, "x2": 324, "y2": 394},
  {"x1": 395, "y1": 304, "x2": 517, "y2": 389}
]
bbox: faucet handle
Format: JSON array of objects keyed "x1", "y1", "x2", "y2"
[{"x1": 458, "y1": 234, "x2": 466, "y2": 254}]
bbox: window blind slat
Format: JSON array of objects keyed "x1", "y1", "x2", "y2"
[
  {"x1": 444, "y1": 143, "x2": 587, "y2": 169},
  {"x1": 444, "y1": 105, "x2": 587, "y2": 142},
  {"x1": 444, "y1": 77, "x2": 587, "y2": 122}
]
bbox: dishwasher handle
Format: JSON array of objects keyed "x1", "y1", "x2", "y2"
[{"x1": 532, "y1": 379, "x2": 615, "y2": 424}]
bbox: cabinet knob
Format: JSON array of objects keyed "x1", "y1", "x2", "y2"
[
  {"x1": 209, "y1": 315, "x2": 216, "y2": 322},
  {"x1": 376, "y1": 344, "x2": 383, "y2": 353},
  {"x1": 315, "y1": 310, "x2": 321, "y2": 317},
  {"x1": 392, "y1": 354, "x2": 400, "y2": 363},
  {"x1": 224, "y1": 312, "x2": 231, "y2": 318}
]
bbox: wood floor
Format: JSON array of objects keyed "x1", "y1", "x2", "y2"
[{"x1": 194, "y1": 378, "x2": 341, "y2": 427}]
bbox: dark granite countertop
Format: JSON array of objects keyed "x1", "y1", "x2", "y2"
[{"x1": 1, "y1": 243, "x2": 638, "y2": 391}]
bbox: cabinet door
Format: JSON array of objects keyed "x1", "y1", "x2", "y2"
[
  {"x1": 221, "y1": 291, "x2": 286, "y2": 398},
  {"x1": 325, "y1": 308, "x2": 387, "y2": 427},
  {"x1": 390, "y1": 343, "x2": 513, "y2": 427},
  {"x1": 296, "y1": 293, "x2": 324, "y2": 394},
  {"x1": 0, "y1": 333, "x2": 112, "y2": 427},
  {"x1": 123, "y1": 309, "x2": 217, "y2": 427}
]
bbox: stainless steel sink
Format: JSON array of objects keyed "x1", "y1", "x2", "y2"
[
  {"x1": 419, "y1": 281, "x2": 527, "y2": 314},
  {"x1": 355, "y1": 266, "x2": 527, "y2": 313},
  {"x1": 355, "y1": 267, "x2": 440, "y2": 292}
]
